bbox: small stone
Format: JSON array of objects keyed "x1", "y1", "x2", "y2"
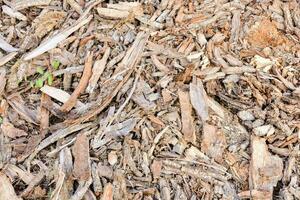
[
  {"x1": 253, "y1": 124, "x2": 275, "y2": 136},
  {"x1": 108, "y1": 151, "x2": 118, "y2": 166},
  {"x1": 237, "y1": 110, "x2": 255, "y2": 121}
]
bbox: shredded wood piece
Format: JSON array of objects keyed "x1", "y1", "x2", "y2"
[
  {"x1": 178, "y1": 88, "x2": 195, "y2": 144},
  {"x1": 1, "y1": 120, "x2": 28, "y2": 138},
  {"x1": 66, "y1": 0, "x2": 83, "y2": 14},
  {"x1": 70, "y1": 177, "x2": 93, "y2": 200},
  {"x1": 67, "y1": 31, "x2": 149, "y2": 124},
  {"x1": 50, "y1": 168, "x2": 65, "y2": 200},
  {"x1": 250, "y1": 136, "x2": 283, "y2": 198},
  {"x1": 61, "y1": 52, "x2": 93, "y2": 112},
  {"x1": 87, "y1": 47, "x2": 111, "y2": 93},
  {"x1": 189, "y1": 78, "x2": 209, "y2": 122},
  {"x1": 0, "y1": 35, "x2": 19, "y2": 52},
  {"x1": 0, "y1": 52, "x2": 18, "y2": 67},
  {"x1": 27, "y1": 123, "x2": 92, "y2": 161},
  {"x1": 101, "y1": 183, "x2": 113, "y2": 200},
  {"x1": 97, "y1": 2, "x2": 143, "y2": 19},
  {"x1": 2, "y1": 5, "x2": 27, "y2": 21},
  {"x1": 72, "y1": 134, "x2": 91, "y2": 181},
  {"x1": 24, "y1": 15, "x2": 93, "y2": 60},
  {"x1": 12, "y1": 0, "x2": 51, "y2": 10},
  {"x1": 0, "y1": 69, "x2": 6, "y2": 96},
  {"x1": 0, "y1": 173, "x2": 21, "y2": 200},
  {"x1": 40, "y1": 85, "x2": 84, "y2": 108}
]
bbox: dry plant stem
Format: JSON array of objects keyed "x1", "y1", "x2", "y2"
[
  {"x1": 61, "y1": 52, "x2": 93, "y2": 112},
  {"x1": 106, "y1": 65, "x2": 143, "y2": 128}
]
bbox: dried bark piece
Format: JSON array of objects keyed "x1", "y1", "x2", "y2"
[
  {"x1": 2, "y1": 5, "x2": 27, "y2": 21},
  {"x1": 87, "y1": 47, "x2": 110, "y2": 93},
  {"x1": 253, "y1": 124, "x2": 275, "y2": 137},
  {"x1": 131, "y1": 80, "x2": 156, "y2": 111},
  {"x1": 28, "y1": 123, "x2": 92, "y2": 161},
  {"x1": 50, "y1": 168, "x2": 65, "y2": 200},
  {"x1": 1, "y1": 120, "x2": 28, "y2": 139},
  {"x1": 24, "y1": 15, "x2": 92, "y2": 60},
  {"x1": 250, "y1": 55, "x2": 276, "y2": 72},
  {"x1": 246, "y1": 19, "x2": 290, "y2": 48},
  {"x1": 32, "y1": 10, "x2": 66, "y2": 38},
  {"x1": 0, "y1": 68, "x2": 6, "y2": 96},
  {"x1": 68, "y1": 32, "x2": 148, "y2": 124},
  {"x1": 8, "y1": 95, "x2": 39, "y2": 125},
  {"x1": 0, "y1": 52, "x2": 18, "y2": 67},
  {"x1": 106, "y1": 118, "x2": 137, "y2": 137},
  {"x1": 151, "y1": 55, "x2": 170, "y2": 73},
  {"x1": 72, "y1": 134, "x2": 91, "y2": 181},
  {"x1": 70, "y1": 177, "x2": 92, "y2": 200},
  {"x1": 108, "y1": 151, "x2": 118, "y2": 166},
  {"x1": 151, "y1": 160, "x2": 162, "y2": 179},
  {"x1": 159, "y1": 179, "x2": 171, "y2": 200},
  {"x1": 97, "y1": 2, "x2": 143, "y2": 20},
  {"x1": 230, "y1": 10, "x2": 240, "y2": 43},
  {"x1": 40, "y1": 85, "x2": 84, "y2": 108},
  {"x1": 5, "y1": 164, "x2": 35, "y2": 184},
  {"x1": 0, "y1": 35, "x2": 19, "y2": 52},
  {"x1": 201, "y1": 123, "x2": 226, "y2": 163},
  {"x1": 0, "y1": 172, "x2": 21, "y2": 200},
  {"x1": 112, "y1": 169, "x2": 127, "y2": 199},
  {"x1": 20, "y1": 170, "x2": 45, "y2": 197},
  {"x1": 189, "y1": 78, "x2": 209, "y2": 122},
  {"x1": 97, "y1": 164, "x2": 113, "y2": 179},
  {"x1": 101, "y1": 183, "x2": 113, "y2": 200},
  {"x1": 178, "y1": 88, "x2": 195, "y2": 144},
  {"x1": 250, "y1": 136, "x2": 283, "y2": 199},
  {"x1": 61, "y1": 52, "x2": 93, "y2": 112},
  {"x1": 12, "y1": 0, "x2": 51, "y2": 10},
  {"x1": 66, "y1": 0, "x2": 83, "y2": 14}
]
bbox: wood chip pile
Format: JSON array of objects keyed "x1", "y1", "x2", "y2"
[{"x1": 0, "y1": 0, "x2": 300, "y2": 199}]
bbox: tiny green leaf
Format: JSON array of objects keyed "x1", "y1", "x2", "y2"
[
  {"x1": 37, "y1": 66, "x2": 44, "y2": 74},
  {"x1": 51, "y1": 60, "x2": 60, "y2": 70},
  {"x1": 47, "y1": 73, "x2": 53, "y2": 85},
  {"x1": 35, "y1": 78, "x2": 44, "y2": 88},
  {"x1": 30, "y1": 81, "x2": 34, "y2": 88},
  {"x1": 0, "y1": 116, "x2": 3, "y2": 124}
]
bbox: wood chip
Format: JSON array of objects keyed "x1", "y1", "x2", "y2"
[
  {"x1": 61, "y1": 52, "x2": 93, "y2": 112},
  {"x1": 0, "y1": 172, "x2": 21, "y2": 200},
  {"x1": 72, "y1": 133, "x2": 91, "y2": 181},
  {"x1": 178, "y1": 88, "x2": 195, "y2": 143}
]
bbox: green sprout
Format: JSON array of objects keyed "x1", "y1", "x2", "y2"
[
  {"x1": 32, "y1": 67, "x2": 55, "y2": 88},
  {"x1": 51, "y1": 59, "x2": 60, "y2": 70}
]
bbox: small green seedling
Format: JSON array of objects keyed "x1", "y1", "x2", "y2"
[
  {"x1": 51, "y1": 59, "x2": 60, "y2": 70},
  {"x1": 33, "y1": 67, "x2": 55, "y2": 88}
]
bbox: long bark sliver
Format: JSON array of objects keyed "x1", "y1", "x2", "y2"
[{"x1": 61, "y1": 52, "x2": 93, "y2": 112}]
